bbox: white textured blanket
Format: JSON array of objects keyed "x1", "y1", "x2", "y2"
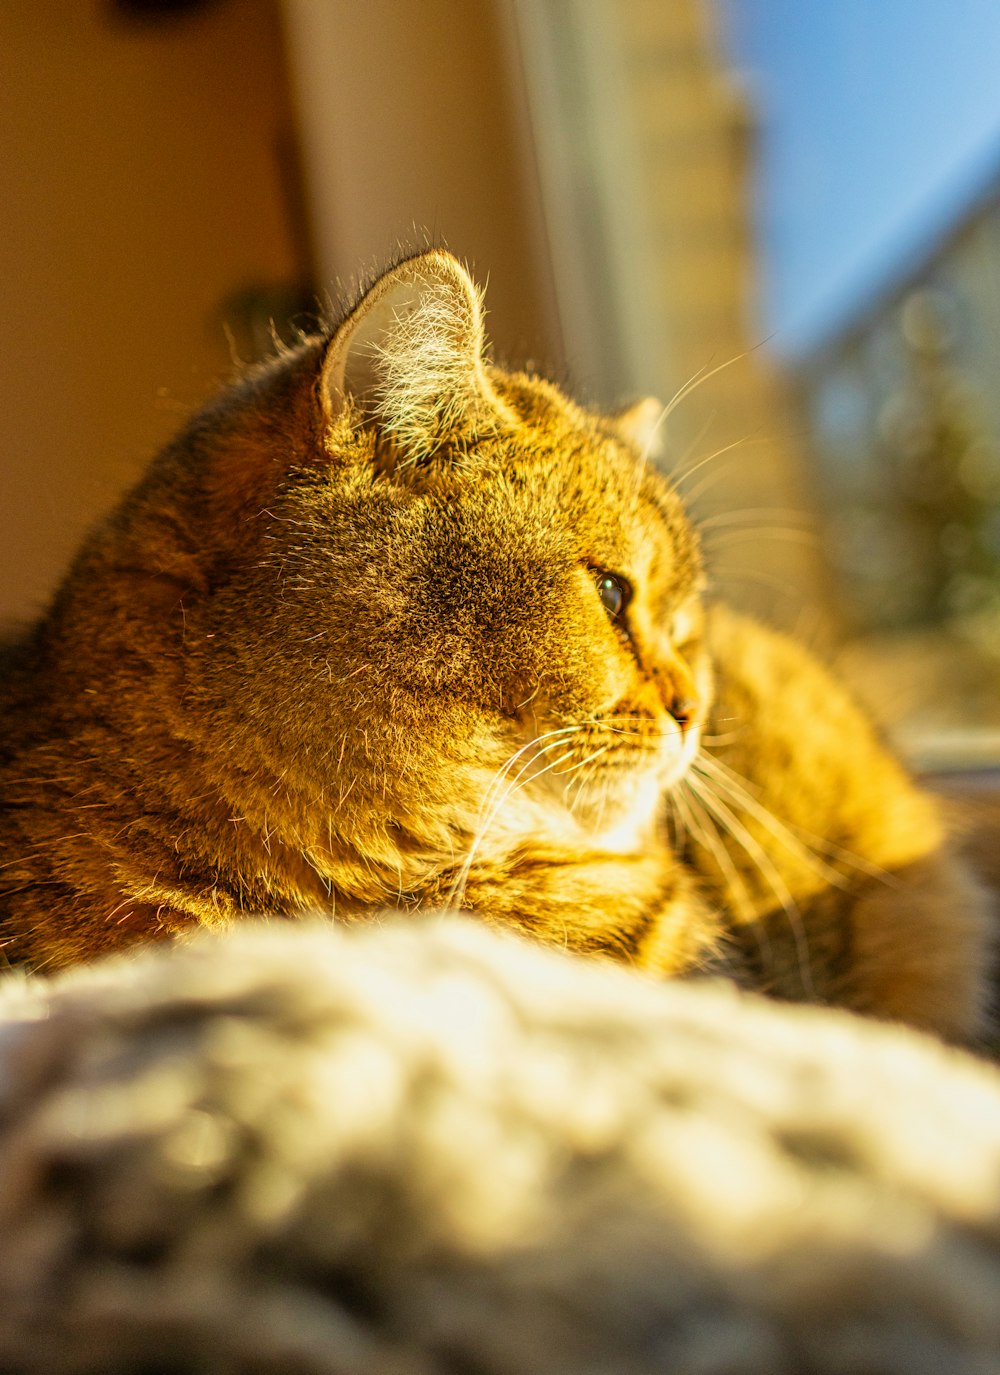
[{"x1": 1, "y1": 917, "x2": 999, "y2": 1374}]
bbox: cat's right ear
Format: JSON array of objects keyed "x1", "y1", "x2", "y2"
[{"x1": 319, "y1": 250, "x2": 512, "y2": 460}]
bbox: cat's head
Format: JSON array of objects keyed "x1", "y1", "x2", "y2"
[{"x1": 108, "y1": 252, "x2": 709, "y2": 878}]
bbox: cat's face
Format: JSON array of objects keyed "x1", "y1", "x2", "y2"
[{"x1": 181, "y1": 254, "x2": 708, "y2": 873}]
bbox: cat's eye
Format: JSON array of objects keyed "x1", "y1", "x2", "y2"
[{"x1": 595, "y1": 571, "x2": 630, "y2": 620}]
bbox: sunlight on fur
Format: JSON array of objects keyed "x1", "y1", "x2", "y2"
[{"x1": 0, "y1": 249, "x2": 994, "y2": 1048}]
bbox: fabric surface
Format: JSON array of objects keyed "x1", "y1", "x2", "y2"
[{"x1": 1, "y1": 916, "x2": 1000, "y2": 1374}]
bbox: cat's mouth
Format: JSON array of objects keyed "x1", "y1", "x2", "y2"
[{"x1": 573, "y1": 710, "x2": 701, "y2": 783}]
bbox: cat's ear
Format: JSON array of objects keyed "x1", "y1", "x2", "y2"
[
  {"x1": 615, "y1": 397, "x2": 666, "y2": 462},
  {"x1": 320, "y1": 250, "x2": 512, "y2": 458}
]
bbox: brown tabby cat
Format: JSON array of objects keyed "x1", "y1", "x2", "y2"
[{"x1": 0, "y1": 250, "x2": 992, "y2": 1041}]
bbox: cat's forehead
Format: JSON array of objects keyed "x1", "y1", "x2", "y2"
[
  {"x1": 509, "y1": 379, "x2": 687, "y2": 513},
  {"x1": 480, "y1": 377, "x2": 701, "y2": 593}
]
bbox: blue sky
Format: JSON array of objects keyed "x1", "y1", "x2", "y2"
[{"x1": 714, "y1": 0, "x2": 1000, "y2": 358}]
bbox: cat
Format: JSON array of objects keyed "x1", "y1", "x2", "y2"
[{"x1": 0, "y1": 249, "x2": 993, "y2": 1042}]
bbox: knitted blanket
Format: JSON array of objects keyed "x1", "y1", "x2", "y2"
[{"x1": 1, "y1": 917, "x2": 999, "y2": 1374}]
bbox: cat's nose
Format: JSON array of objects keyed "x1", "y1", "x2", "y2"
[
  {"x1": 669, "y1": 692, "x2": 700, "y2": 732},
  {"x1": 657, "y1": 653, "x2": 700, "y2": 732},
  {"x1": 645, "y1": 641, "x2": 701, "y2": 733}
]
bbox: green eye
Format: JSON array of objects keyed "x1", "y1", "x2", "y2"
[{"x1": 596, "y1": 571, "x2": 630, "y2": 620}]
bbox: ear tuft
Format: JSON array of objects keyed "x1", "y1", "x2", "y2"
[{"x1": 321, "y1": 251, "x2": 509, "y2": 459}]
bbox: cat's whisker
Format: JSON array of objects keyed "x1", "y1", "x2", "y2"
[
  {"x1": 679, "y1": 781, "x2": 775, "y2": 984},
  {"x1": 681, "y1": 463, "x2": 741, "y2": 512},
  {"x1": 484, "y1": 730, "x2": 578, "y2": 808},
  {"x1": 575, "y1": 716, "x2": 691, "y2": 749},
  {"x1": 447, "y1": 729, "x2": 579, "y2": 906},
  {"x1": 451, "y1": 740, "x2": 580, "y2": 888},
  {"x1": 693, "y1": 753, "x2": 848, "y2": 889},
  {"x1": 559, "y1": 746, "x2": 618, "y2": 813},
  {"x1": 553, "y1": 744, "x2": 611, "y2": 778},
  {"x1": 620, "y1": 354, "x2": 761, "y2": 515},
  {"x1": 562, "y1": 751, "x2": 605, "y2": 811},
  {"x1": 657, "y1": 346, "x2": 760, "y2": 431},
  {"x1": 663, "y1": 789, "x2": 685, "y2": 851},
  {"x1": 674, "y1": 783, "x2": 756, "y2": 923},
  {"x1": 671, "y1": 435, "x2": 762, "y2": 498},
  {"x1": 697, "y1": 750, "x2": 892, "y2": 885},
  {"x1": 595, "y1": 770, "x2": 616, "y2": 835},
  {"x1": 674, "y1": 782, "x2": 780, "y2": 985},
  {"x1": 685, "y1": 771, "x2": 816, "y2": 999},
  {"x1": 662, "y1": 415, "x2": 715, "y2": 487},
  {"x1": 472, "y1": 728, "x2": 576, "y2": 821},
  {"x1": 599, "y1": 720, "x2": 678, "y2": 741}
]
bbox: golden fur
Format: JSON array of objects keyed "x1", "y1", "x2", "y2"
[{"x1": 0, "y1": 251, "x2": 992, "y2": 1041}]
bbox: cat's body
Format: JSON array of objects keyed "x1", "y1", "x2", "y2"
[{"x1": 0, "y1": 251, "x2": 993, "y2": 1041}]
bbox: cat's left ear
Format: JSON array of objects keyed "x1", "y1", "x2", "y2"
[
  {"x1": 615, "y1": 397, "x2": 666, "y2": 462},
  {"x1": 320, "y1": 250, "x2": 512, "y2": 458}
]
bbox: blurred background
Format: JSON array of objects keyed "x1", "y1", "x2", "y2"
[{"x1": 5, "y1": 0, "x2": 1000, "y2": 765}]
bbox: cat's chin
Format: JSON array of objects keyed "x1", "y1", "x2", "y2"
[
  {"x1": 573, "y1": 772, "x2": 664, "y2": 853},
  {"x1": 510, "y1": 721, "x2": 699, "y2": 854},
  {"x1": 567, "y1": 728, "x2": 701, "y2": 854},
  {"x1": 660, "y1": 721, "x2": 702, "y2": 791}
]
